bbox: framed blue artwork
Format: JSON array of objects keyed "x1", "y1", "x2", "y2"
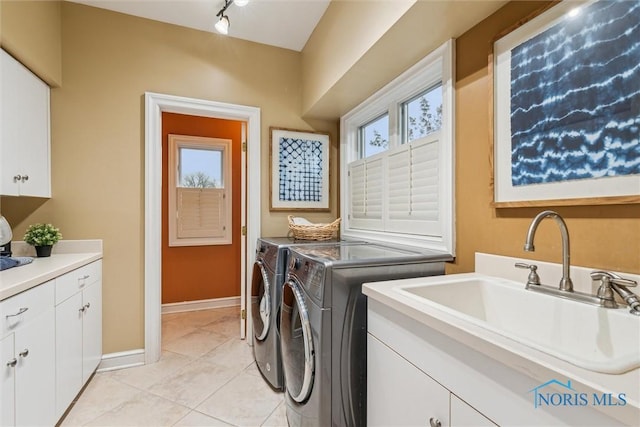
[
  {"x1": 269, "y1": 127, "x2": 330, "y2": 211},
  {"x1": 492, "y1": 0, "x2": 639, "y2": 206}
]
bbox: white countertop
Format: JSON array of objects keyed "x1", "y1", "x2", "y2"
[{"x1": 0, "y1": 240, "x2": 102, "y2": 300}]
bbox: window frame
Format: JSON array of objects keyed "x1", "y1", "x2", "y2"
[
  {"x1": 340, "y1": 39, "x2": 455, "y2": 255},
  {"x1": 168, "y1": 134, "x2": 232, "y2": 247}
]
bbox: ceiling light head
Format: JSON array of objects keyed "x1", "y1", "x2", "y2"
[
  {"x1": 215, "y1": 15, "x2": 230, "y2": 35},
  {"x1": 234, "y1": 0, "x2": 249, "y2": 7}
]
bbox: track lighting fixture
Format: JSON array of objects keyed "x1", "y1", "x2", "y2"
[{"x1": 215, "y1": 0, "x2": 249, "y2": 35}]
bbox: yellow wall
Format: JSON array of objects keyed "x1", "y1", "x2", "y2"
[
  {"x1": 0, "y1": 0, "x2": 62, "y2": 86},
  {"x1": 451, "y1": 1, "x2": 640, "y2": 275},
  {"x1": 2, "y1": 2, "x2": 337, "y2": 353},
  {"x1": 302, "y1": 0, "x2": 508, "y2": 119}
]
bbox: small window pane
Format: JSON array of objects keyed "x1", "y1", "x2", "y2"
[
  {"x1": 359, "y1": 114, "x2": 389, "y2": 159},
  {"x1": 179, "y1": 148, "x2": 223, "y2": 188},
  {"x1": 402, "y1": 84, "x2": 442, "y2": 144}
]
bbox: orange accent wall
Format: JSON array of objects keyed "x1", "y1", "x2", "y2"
[{"x1": 162, "y1": 112, "x2": 243, "y2": 304}]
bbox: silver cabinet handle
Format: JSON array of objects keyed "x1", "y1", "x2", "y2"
[
  {"x1": 21, "y1": 175, "x2": 29, "y2": 182},
  {"x1": 79, "y1": 306, "x2": 86, "y2": 313},
  {"x1": 85, "y1": 302, "x2": 91, "y2": 309},
  {"x1": 13, "y1": 175, "x2": 22, "y2": 182},
  {"x1": 6, "y1": 307, "x2": 28, "y2": 318},
  {"x1": 6, "y1": 358, "x2": 17, "y2": 368},
  {"x1": 18, "y1": 349, "x2": 29, "y2": 358},
  {"x1": 429, "y1": 418, "x2": 441, "y2": 427},
  {"x1": 80, "y1": 275, "x2": 90, "y2": 280}
]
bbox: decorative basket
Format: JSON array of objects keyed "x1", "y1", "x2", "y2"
[{"x1": 287, "y1": 216, "x2": 341, "y2": 241}]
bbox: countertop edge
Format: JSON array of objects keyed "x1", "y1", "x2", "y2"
[{"x1": 0, "y1": 252, "x2": 103, "y2": 301}]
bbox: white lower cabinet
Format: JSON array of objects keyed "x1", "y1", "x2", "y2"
[
  {"x1": 55, "y1": 260, "x2": 102, "y2": 419},
  {"x1": 368, "y1": 333, "x2": 449, "y2": 426},
  {"x1": 368, "y1": 332, "x2": 497, "y2": 427},
  {"x1": 450, "y1": 394, "x2": 497, "y2": 427},
  {"x1": 0, "y1": 281, "x2": 56, "y2": 427}
]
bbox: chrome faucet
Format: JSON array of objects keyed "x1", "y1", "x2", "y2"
[{"x1": 524, "y1": 210, "x2": 573, "y2": 292}]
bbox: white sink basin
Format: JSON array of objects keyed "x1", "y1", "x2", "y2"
[{"x1": 395, "y1": 274, "x2": 640, "y2": 374}]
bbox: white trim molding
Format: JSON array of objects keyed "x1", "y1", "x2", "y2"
[
  {"x1": 97, "y1": 349, "x2": 145, "y2": 372},
  {"x1": 161, "y1": 296, "x2": 241, "y2": 314},
  {"x1": 144, "y1": 92, "x2": 261, "y2": 365}
]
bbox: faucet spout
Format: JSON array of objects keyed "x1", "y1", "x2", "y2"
[{"x1": 524, "y1": 210, "x2": 573, "y2": 292}]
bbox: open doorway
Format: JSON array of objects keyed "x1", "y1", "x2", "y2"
[
  {"x1": 161, "y1": 113, "x2": 242, "y2": 308},
  {"x1": 144, "y1": 92, "x2": 261, "y2": 364}
]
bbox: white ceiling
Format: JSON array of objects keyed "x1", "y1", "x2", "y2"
[{"x1": 67, "y1": 0, "x2": 331, "y2": 51}]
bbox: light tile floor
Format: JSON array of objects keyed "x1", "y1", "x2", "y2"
[{"x1": 60, "y1": 307, "x2": 287, "y2": 426}]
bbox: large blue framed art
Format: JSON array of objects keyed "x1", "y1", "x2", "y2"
[
  {"x1": 269, "y1": 127, "x2": 330, "y2": 211},
  {"x1": 493, "y1": 0, "x2": 639, "y2": 206}
]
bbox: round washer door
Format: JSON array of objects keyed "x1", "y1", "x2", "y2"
[
  {"x1": 250, "y1": 260, "x2": 271, "y2": 341},
  {"x1": 280, "y1": 279, "x2": 315, "y2": 403}
]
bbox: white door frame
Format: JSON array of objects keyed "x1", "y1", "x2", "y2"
[{"x1": 144, "y1": 92, "x2": 260, "y2": 364}]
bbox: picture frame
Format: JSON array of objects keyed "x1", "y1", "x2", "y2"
[
  {"x1": 490, "y1": 0, "x2": 640, "y2": 207},
  {"x1": 269, "y1": 127, "x2": 331, "y2": 211}
]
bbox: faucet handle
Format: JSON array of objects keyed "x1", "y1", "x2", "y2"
[
  {"x1": 515, "y1": 263, "x2": 540, "y2": 287},
  {"x1": 591, "y1": 271, "x2": 638, "y2": 288}
]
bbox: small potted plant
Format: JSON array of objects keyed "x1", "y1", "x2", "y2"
[{"x1": 23, "y1": 223, "x2": 62, "y2": 257}]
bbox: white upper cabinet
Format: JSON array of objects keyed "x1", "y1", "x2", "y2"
[{"x1": 1, "y1": 49, "x2": 51, "y2": 197}]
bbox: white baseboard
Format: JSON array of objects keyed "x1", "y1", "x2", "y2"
[
  {"x1": 97, "y1": 349, "x2": 145, "y2": 372},
  {"x1": 161, "y1": 296, "x2": 241, "y2": 314}
]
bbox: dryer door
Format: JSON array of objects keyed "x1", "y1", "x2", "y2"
[
  {"x1": 281, "y1": 279, "x2": 315, "y2": 403},
  {"x1": 250, "y1": 260, "x2": 271, "y2": 341}
]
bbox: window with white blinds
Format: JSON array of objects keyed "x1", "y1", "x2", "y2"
[
  {"x1": 340, "y1": 40, "x2": 455, "y2": 255},
  {"x1": 168, "y1": 134, "x2": 232, "y2": 247}
]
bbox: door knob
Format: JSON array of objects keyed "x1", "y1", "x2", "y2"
[
  {"x1": 18, "y1": 349, "x2": 29, "y2": 358},
  {"x1": 6, "y1": 358, "x2": 17, "y2": 368}
]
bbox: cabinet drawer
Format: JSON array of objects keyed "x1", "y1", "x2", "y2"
[
  {"x1": 55, "y1": 261, "x2": 102, "y2": 305},
  {"x1": 0, "y1": 280, "x2": 55, "y2": 337}
]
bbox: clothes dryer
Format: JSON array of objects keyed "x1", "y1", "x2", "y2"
[
  {"x1": 280, "y1": 243, "x2": 452, "y2": 426},
  {"x1": 250, "y1": 237, "x2": 364, "y2": 390}
]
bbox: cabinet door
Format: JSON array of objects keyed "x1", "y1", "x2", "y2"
[
  {"x1": 82, "y1": 280, "x2": 102, "y2": 383},
  {"x1": 367, "y1": 334, "x2": 450, "y2": 427},
  {"x1": 0, "y1": 49, "x2": 50, "y2": 197},
  {"x1": 55, "y1": 293, "x2": 83, "y2": 419},
  {"x1": 450, "y1": 394, "x2": 497, "y2": 427},
  {"x1": 14, "y1": 308, "x2": 55, "y2": 427},
  {"x1": 0, "y1": 334, "x2": 15, "y2": 426}
]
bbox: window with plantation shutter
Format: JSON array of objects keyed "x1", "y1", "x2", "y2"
[
  {"x1": 168, "y1": 135, "x2": 232, "y2": 246},
  {"x1": 177, "y1": 188, "x2": 226, "y2": 239},
  {"x1": 340, "y1": 40, "x2": 455, "y2": 255}
]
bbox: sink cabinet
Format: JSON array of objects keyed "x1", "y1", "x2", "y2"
[
  {"x1": 0, "y1": 49, "x2": 51, "y2": 197},
  {"x1": 367, "y1": 298, "x2": 629, "y2": 426},
  {"x1": 55, "y1": 260, "x2": 102, "y2": 419},
  {"x1": 368, "y1": 333, "x2": 496, "y2": 427},
  {"x1": 0, "y1": 280, "x2": 56, "y2": 426}
]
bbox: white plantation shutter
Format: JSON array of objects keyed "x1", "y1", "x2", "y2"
[
  {"x1": 349, "y1": 157, "x2": 384, "y2": 230},
  {"x1": 387, "y1": 135, "x2": 440, "y2": 236},
  {"x1": 177, "y1": 188, "x2": 225, "y2": 238},
  {"x1": 348, "y1": 135, "x2": 441, "y2": 237}
]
